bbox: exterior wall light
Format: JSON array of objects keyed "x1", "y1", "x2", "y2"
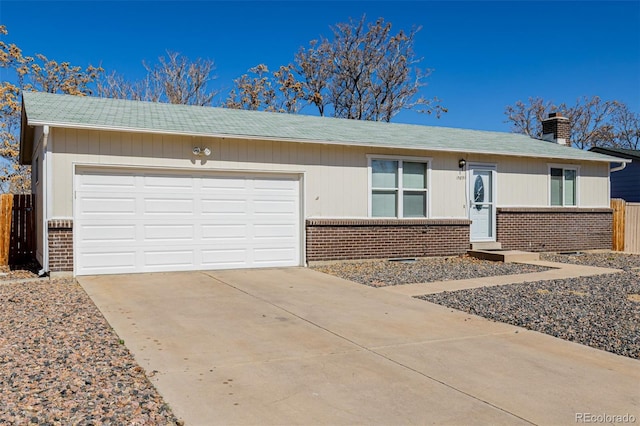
[
  {"x1": 192, "y1": 147, "x2": 211, "y2": 157},
  {"x1": 458, "y1": 159, "x2": 466, "y2": 169}
]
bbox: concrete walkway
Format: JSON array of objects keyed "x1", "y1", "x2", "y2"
[
  {"x1": 383, "y1": 260, "x2": 623, "y2": 296},
  {"x1": 79, "y1": 268, "x2": 639, "y2": 425}
]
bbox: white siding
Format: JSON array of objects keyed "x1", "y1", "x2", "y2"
[
  {"x1": 427, "y1": 153, "x2": 467, "y2": 218},
  {"x1": 53, "y1": 129, "x2": 371, "y2": 218},
  {"x1": 49, "y1": 128, "x2": 611, "y2": 219},
  {"x1": 463, "y1": 154, "x2": 610, "y2": 208},
  {"x1": 579, "y1": 161, "x2": 611, "y2": 207}
]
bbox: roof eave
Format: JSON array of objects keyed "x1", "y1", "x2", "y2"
[
  {"x1": 19, "y1": 99, "x2": 35, "y2": 165},
  {"x1": 589, "y1": 147, "x2": 639, "y2": 162}
]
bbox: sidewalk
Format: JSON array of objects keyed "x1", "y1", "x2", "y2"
[{"x1": 382, "y1": 261, "x2": 623, "y2": 296}]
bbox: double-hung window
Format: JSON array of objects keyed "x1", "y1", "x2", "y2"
[
  {"x1": 550, "y1": 166, "x2": 578, "y2": 206},
  {"x1": 370, "y1": 157, "x2": 429, "y2": 218}
]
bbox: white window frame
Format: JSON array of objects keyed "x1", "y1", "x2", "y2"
[
  {"x1": 367, "y1": 154, "x2": 431, "y2": 218},
  {"x1": 548, "y1": 163, "x2": 580, "y2": 207}
]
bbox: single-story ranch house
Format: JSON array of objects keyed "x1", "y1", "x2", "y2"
[{"x1": 19, "y1": 92, "x2": 627, "y2": 276}]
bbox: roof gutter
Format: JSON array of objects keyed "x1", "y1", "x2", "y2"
[{"x1": 610, "y1": 162, "x2": 627, "y2": 173}]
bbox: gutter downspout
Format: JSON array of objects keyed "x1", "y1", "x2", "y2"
[
  {"x1": 610, "y1": 162, "x2": 627, "y2": 173},
  {"x1": 38, "y1": 125, "x2": 50, "y2": 277}
]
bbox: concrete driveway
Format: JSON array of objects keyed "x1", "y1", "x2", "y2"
[{"x1": 79, "y1": 268, "x2": 639, "y2": 425}]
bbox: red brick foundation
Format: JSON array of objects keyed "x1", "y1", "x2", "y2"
[
  {"x1": 306, "y1": 218, "x2": 471, "y2": 262},
  {"x1": 496, "y1": 208, "x2": 612, "y2": 252},
  {"x1": 48, "y1": 219, "x2": 73, "y2": 272}
]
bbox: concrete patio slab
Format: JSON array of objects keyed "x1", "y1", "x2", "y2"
[{"x1": 79, "y1": 267, "x2": 639, "y2": 425}]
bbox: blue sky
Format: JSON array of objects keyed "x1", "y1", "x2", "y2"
[{"x1": 1, "y1": 1, "x2": 638, "y2": 132}]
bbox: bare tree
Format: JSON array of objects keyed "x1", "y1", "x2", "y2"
[
  {"x1": 226, "y1": 64, "x2": 277, "y2": 111},
  {"x1": 0, "y1": 80, "x2": 28, "y2": 193},
  {"x1": 228, "y1": 16, "x2": 446, "y2": 121},
  {"x1": 97, "y1": 71, "x2": 160, "y2": 102},
  {"x1": 297, "y1": 16, "x2": 445, "y2": 121},
  {"x1": 272, "y1": 65, "x2": 304, "y2": 114},
  {"x1": 97, "y1": 51, "x2": 218, "y2": 106},
  {"x1": 0, "y1": 26, "x2": 29, "y2": 193},
  {"x1": 563, "y1": 96, "x2": 619, "y2": 149},
  {"x1": 294, "y1": 40, "x2": 332, "y2": 116},
  {"x1": 226, "y1": 64, "x2": 303, "y2": 113},
  {"x1": 504, "y1": 95, "x2": 637, "y2": 150},
  {"x1": 611, "y1": 103, "x2": 640, "y2": 150},
  {"x1": 0, "y1": 25, "x2": 103, "y2": 193},
  {"x1": 504, "y1": 97, "x2": 553, "y2": 138},
  {"x1": 26, "y1": 53, "x2": 102, "y2": 96}
]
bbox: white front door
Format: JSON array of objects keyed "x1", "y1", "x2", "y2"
[
  {"x1": 75, "y1": 168, "x2": 301, "y2": 276},
  {"x1": 469, "y1": 166, "x2": 496, "y2": 241}
]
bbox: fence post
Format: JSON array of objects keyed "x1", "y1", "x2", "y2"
[
  {"x1": 611, "y1": 198, "x2": 626, "y2": 251},
  {"x1": 0, "y1": 194, "x2": 13, "y2": 266}
]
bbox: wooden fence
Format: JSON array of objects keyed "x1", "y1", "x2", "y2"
[
  {"x1": 625, "y1": 203, "x2": 640, "y2": 254},
  {"x1": 0, "y1": 194, "x2": 37, "y2": 266},
  {"x1": 0, "y1": 194, "x2": 12, "y2": 265},
  {"x1": 611, "y1": 198, "x2": 640, "y2": 254}
]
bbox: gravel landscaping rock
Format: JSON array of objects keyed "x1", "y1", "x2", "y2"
[
  {"x1": 0, "y1": 262, "x2": 40, "y2": 281},
  {"x1": 541, "y1": 252, "x2": 640, "y2": 271},
  {"x1": 313, "y1": 255, "x2": 549, "y2": 287},
  {"x1": 0, "y1": 278, "x2": 180, "y2": 424},
  {"x1": 419, "y1": 272, "x2": 640, "y2": 359}
]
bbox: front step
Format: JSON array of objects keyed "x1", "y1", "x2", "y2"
[
  {"x1": 470, "y1": 241, "x2": 502, "y2": 250},
  {"x1": 467, "y1": 249, "x2": 539, "y2": 263}
]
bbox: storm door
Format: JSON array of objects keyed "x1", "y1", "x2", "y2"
[{"x1": 469, "y1": 166, "x2": 496, "y2": 241}]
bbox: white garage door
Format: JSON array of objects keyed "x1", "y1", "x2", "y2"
[{"x1": 75, "y1": 168, "x2": 301, "y2": 276}]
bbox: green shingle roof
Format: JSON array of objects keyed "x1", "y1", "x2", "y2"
[{"x1": 22, "y1": 91, "x2": 623, "y2": 163}]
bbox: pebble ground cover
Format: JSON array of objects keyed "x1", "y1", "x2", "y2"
[
  {"x1": 419, "y1": 253, "x2": 640, "y2": 359},
  {"x1": 420, "y1": 272, "x2": 640, "y2": 359},
  {"x1": 312, "y1": 255, "x2": 549, "y2": 287},
  {"x1": 541, "y1": 251, "x2": 640, "y2": 271},
  {"x1": 0, "y1": 278, "x2": 180, "y2": 425},
  {"x1": 317, "y1": 252, "x2": 640, "y2": 359}
]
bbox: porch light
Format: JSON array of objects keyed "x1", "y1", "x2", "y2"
[{"x1": 458, "y1": 159, "x2": 466, "y2": 169}]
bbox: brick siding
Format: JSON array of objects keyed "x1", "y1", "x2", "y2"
[
  {"x1": 48, "y1": 219, "x2": 73, "y2": 272},
  {"x1": 306, "y1": 218, "x2": 471, "y2": 262},
  {"x1": 496, "y1": 208, "x2": 612, "y2": 252},
  {"x1": 44, "y1": 210, "x2": 611, "y2": 273}
]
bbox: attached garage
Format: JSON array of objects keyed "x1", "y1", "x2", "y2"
[{"x1": 74, "y1": 167, "x2": 302, "y2": 275}]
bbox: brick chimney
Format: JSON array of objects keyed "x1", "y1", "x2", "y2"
[{"x1": 541, "y1": 112, "x2": 570, "y2": 145}]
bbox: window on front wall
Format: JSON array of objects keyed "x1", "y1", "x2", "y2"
[
  {"x1": 370, "y1": 158, "x2": 429, "y2": 218},
  {"x1": 550, "y1": 167, "x2": 577, "y2": 206}
]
